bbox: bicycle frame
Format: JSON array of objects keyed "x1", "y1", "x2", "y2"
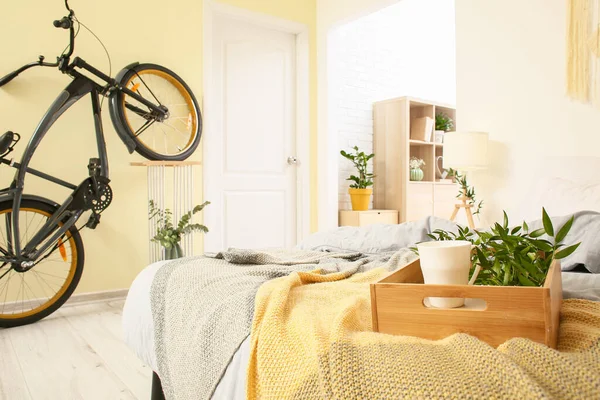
[{"x1": 0, "y1": 57, "x2": 166, "y2": 265}]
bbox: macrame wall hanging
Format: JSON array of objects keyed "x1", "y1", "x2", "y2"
[{"x1": 567, "y1": 0, "x2": 600, "y2": 105}]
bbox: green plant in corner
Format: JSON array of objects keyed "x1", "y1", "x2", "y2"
[
  {"x1": 447, "y1": 168, "x2": 483, "y2": 216},
  {"x1": 419, "y1": 208, "x2": 581, "y2": 287},
  {"x1": 435, "y1": 113, "x2": 454, "y2": 132},
  {"x1": 340, "y1": 146, "x2": 375, "y2": 189},
  {"x1": 149, "y1": 200, "x2": 210, "y2": 259}
]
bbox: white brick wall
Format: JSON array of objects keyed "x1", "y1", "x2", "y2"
[{"x1": 331, "y1": 0, "x2": 456, "y2": 210}]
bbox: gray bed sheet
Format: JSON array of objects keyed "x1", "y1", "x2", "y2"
[{"x1": 562, "y1": 271, "x2": 600, "y2": 301}]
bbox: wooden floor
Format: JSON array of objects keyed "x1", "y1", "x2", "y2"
[{"x1": 0, "y1": 299, "x2": 152, "y2": 400}]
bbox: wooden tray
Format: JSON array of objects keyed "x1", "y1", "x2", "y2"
[{"x1": 370, "y1": 258, "x2": 562, "y2": 348}]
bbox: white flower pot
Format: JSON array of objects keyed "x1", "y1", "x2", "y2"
[{"x1": 434, "y1": 130, "x2": 445, "y2": 143}]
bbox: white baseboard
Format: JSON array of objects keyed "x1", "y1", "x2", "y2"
[
  {"x1": 63, "y1": 289, "x2": 129, "y2": 307},
  {"x1": 0, "y1": 289, "x2": 129, "y2": 314}
]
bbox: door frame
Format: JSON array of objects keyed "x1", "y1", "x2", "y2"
[{"x1": 202, "y1": 0, "x2": 311, "y2": 250}]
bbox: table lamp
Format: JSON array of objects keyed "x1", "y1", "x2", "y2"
[{"x1": 443, "y1": 131, "x2": 489, "y2": 228}]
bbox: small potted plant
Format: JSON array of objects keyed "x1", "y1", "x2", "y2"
[
  {"x1": 409, "y1": 157, "x2": 426, "y2": 181},
  {"x1": 434, "y1": 113, "x2": 454, "y2": 143},
  {"x1": 149, "y1": 200, "x2": 210, "y2": 260},
  {"x1": 340, "y1": 146, "x2": 375, "y2": 211},
  {"x1": 422, "y1": 208, "x2": 581, "y2": 287}
]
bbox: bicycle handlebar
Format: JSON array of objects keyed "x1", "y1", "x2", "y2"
[
  {"x1": 56, "y1": 12, "x2": 76, "y2": 62},
  {"x1": 0, "y1": 71, "x2": 20, "y2": 87},
  {"x1": 0, "y1": 58, "x2": 61, "y2": 88},
  {"x1": 0, "y1": 3, "x2": 75, "y2": 88}
]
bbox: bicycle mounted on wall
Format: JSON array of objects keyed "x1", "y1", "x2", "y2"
[{"x1": 0, "y1": 0, "x2": 202, "y2": 327}]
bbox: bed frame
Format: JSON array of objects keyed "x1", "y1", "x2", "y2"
[{"x1": 152, "y1": 372, "x2": 166, "y2": 400}]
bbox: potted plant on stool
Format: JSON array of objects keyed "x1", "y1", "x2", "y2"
[{"x1": 340, "y1": 146, "x2": 375, "y2": 211}]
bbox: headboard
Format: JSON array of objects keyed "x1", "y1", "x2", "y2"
[{"x1": 518, "y1": 156, "x2": 600, "y2": 221}]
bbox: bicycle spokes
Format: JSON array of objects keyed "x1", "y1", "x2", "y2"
[
  {"x1": 121, "y1": 69, "x2": 198, "y2": 157},
  {"x1": 0, "y1": 207, "x2": 77, "y2": 320}
]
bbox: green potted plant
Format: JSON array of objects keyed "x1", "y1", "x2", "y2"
[
  {"x1": 419, "y1": 208, "x2": 581, "y2": 287},
  {"x1": 434, "y1": 113, "x2": 454, "y2": 143},
  {"x1": 149, "y1": 200, "x2": 210, "y2": 260},
  {"x1": 340, "y1": 146, "x2": 375, "y2": 211},
  {"x1": 409, "y1": 157, "x2": 426, "y2": 181}
]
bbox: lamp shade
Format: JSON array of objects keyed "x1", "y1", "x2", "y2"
[{"x1": 443, "y1": 131, "x2": 489, "y2": 171}]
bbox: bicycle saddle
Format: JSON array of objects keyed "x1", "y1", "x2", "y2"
[{"x1": 0, "y1": 131, "x2": 15, "y2": 156}]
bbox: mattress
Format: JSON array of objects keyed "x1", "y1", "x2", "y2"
[{"x1": 122, "y1": 261, "x2": 250, "y2": 400}]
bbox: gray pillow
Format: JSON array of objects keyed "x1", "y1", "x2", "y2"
[
  {"x1": 296, "y1": 216, "x2": 458, "y2": 254},
  {"x1": 527, "y1": 210, "x2": 600, "y2": 273}
]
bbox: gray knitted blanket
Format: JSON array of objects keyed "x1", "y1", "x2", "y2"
[{"x1": 150, "y1": 248, "x2": 415, "y2": 400}]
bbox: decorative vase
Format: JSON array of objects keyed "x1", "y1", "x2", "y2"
[
  {"x1": 348, "y1": 188, "x2": 373, "y2": 211},
  {"x1": 165, "y1": 243, "x2": 184, "y2": 260},
  {"x1": 410, "y1": 168, "x2": 424, "y2": 181},
  {"x1": 435, "y1": 156, "x2": 448, "y2": 179}
]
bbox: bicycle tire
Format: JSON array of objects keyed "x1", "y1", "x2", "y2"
[
  {"x1": 0, "y1": 198, "x2": 85, "y2": 328},
  {"x1": 111, "y1": 63, "x2": 202, "y2": 161}
]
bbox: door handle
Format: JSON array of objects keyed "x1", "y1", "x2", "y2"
[{"x1": 287, "y1": 156, "x2": 298, "y2": 165}]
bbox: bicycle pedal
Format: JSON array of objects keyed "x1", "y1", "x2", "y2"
[
  {"x1": 88, "y1": 157, "x2": 101, "y2": 177},
  {"x1": 86, "y1": 213, "x2": 101, "y2": 229}
]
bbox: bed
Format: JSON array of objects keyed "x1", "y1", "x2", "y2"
[
  {"x1": 123, "y1": 167, "x2": 600, "y2": 399},
  {"x1": 122, "y1": 260, "x2": 250, "y2": 400},
  {"x1": 123, "y1": 227, "x2": 600, "y2": 399},
  {"x1": 124, "y1": 257, "x2": 600, "y2": 399}
]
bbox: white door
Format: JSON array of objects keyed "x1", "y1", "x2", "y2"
[{"x1": 205, "y1": 15, "x2": 297, "y2": 252}]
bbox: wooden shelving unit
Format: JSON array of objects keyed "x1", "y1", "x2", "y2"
[{"x1": 373, "y1": 96, "x2": 458, "y2": 223}]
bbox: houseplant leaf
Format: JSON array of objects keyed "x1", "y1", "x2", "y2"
[
  {"x1": 517, "y1": 274, "x2": 537, "y2": 286},
  {"x1": 542, "y1": 208, "x2": 554, "y2": 237},
  {"x1": 529, "y1": 228, "x2": 546, "y2": 238},
  {"x1": 529, "y1": 239, "x2": 553, "y2": 253},
  {"x1": 554, "y1": 243, "x2": 581, "y2": 259},
  {"x1": 554, "y1": 216, "x2": 574, "y2": 244}
]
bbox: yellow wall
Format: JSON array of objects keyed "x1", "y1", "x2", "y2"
[
  {"x1": 0, "y1": 0, "x2": 317, "y2": 294},
  {"x1": 456, "y1": 0, "x2": 600, "y2": 224}
]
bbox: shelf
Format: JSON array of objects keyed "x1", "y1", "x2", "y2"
[
  {"x1": 373, "y1": 96, "x2": 456, "y2": 223},
  {"x1": 408, "y1": 181, "x2": 456, "y2": 186},
  {"x1": 130, "y1": 161, "x2": 202, "y2": 167},
  {"x1": 409, "y1": 139, "x2": 434, "y2": 146},
  {"x1": 409, "y1": 139, "x2": 444, "y2": 147}
]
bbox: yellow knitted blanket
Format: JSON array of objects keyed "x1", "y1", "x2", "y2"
[{"x1": 247, "y1": 268, "x2": 600, "y2": 399}]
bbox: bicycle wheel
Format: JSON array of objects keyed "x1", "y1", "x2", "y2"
[
  {"x1": 112, "y1": 63, "x2": 202, "y2": 161},
  {"x1": 0, "y1": 199, "x2": 84, "y2": 328}
]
